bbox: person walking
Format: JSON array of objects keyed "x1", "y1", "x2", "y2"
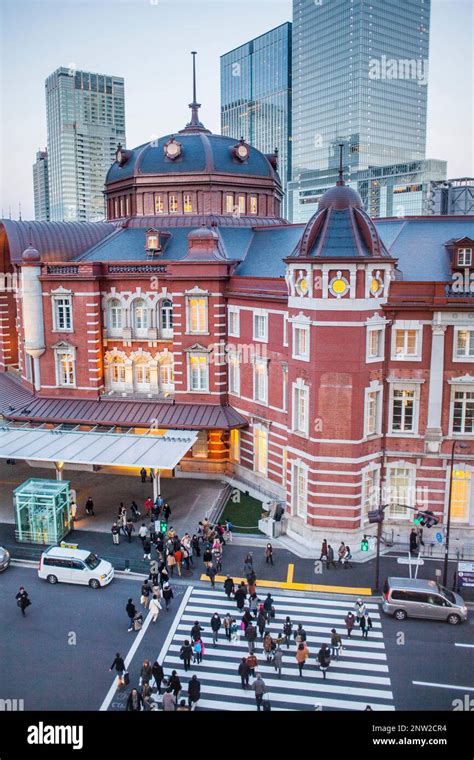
[
  {"x1": 409, "y1": 527, "x2": 419, "y2": 554},
  {"x1": 70, "y1": 500, "x2": 77, "y2": 522},
  {"x1": 15, "y1": 586, "x2": 31, "y2": 617},
  {"x1": 225, "y1": 520, "x2": 233, "y2": 543},
  {"x1": 223, "y1": 613, "x2": 233, "y2": 641},
  {"x1": 140, "y1": 467, "x2": 147, "y2": 483},
  {"x1": 125, "y1": 519, "x2": 135, "y2": 543},
  {"x1": 162, "y1": 688, "x2": 175, "y2": 712},
  {"x1": 140, "y1": 660, "x2": 153, "y2": 688},
  {"x1": 294, "y1": 624, "x2": 307, "y2": 645},
  {"x1": 126, "y1": 688, "x2": 144, "y2": 711},
  {"x1": 243, "y1": 554, "x2": 254, "y2": 582},
  {"x1": 149, "y1": 594, "x2": 162, "y2": 624},
  {"x1": 193, "y1": 638, "x2": 205, "y2": 665},
  {"x1": 152, "y1": 660, "x2": 164, "y2": 694},
  {"x1": 283, "y1": 616, "x2": 293, "y2": 648},
  {"x1": 319, "y1": 539, "x2": 328, "y2": 561},
  {"x1": 85, "y1": 496, "x2": 95, "y2": 516},
  {"x1": 168, "y1": 670, "x2": 182, "y2": 704},
  {"x1": 241, "y1": 609, "x2": 252, "y2": 632},
  {"x1": 111, "y1": 522, "x2": 120, "y2": 545},
  {"x1": 248, "y1": 592, "x2": 260, "y2": 618},
  {"x1": 138, "y1": 523, "x2": 148, "y2": 547},
  {"x1": 162, "y1": 582, "x2": 174, "y2": 611},
  {"x1": 326, "y1": 544, "x2": 337, "y2": 569},
  {"x1": 265, "y1": 543, "x2": 274, "y2": 565},
  {"x1": 224, "y1": 575, "x2": 235, "y2": 599},
  {"x1": 245, "y1": 622, "x2": 257, "y2": 654},
  {"x1": 180, "y1": 640, "x2": 193, "y2": 672},
  {"x1": 203, "y1": 546, "x2": 213, "y2": 568},
  {"x1": 330, "y1": 628, "x2": 343, "y2": 659},
  {"x1": 252, "y1": 674, "x2": 267, "y2": 711},
  {"x1": 238, "y1": 657, "x2": 251, "y2": 690},
  {"x1": 206, "y1": 564, "x2": 217, "y2": 588},
  {"x1": 317, "y1": 644, "x2": 331, "y2": 679},
  {"x1": 144, "y1": 496, "x2": 153, "y2": 515},
  {"x1": 246, "y1": 652, "x2": 258, "y2": 679},
  {"x1": 263, "y1": 593, "x2": 275, "y2": 622},
  {"x1": 337, "y1": 542, "x2": 347, "y2": 566},
  {"x1": 256, "y1": 608, "x2": 267, "y2": 638},
  {"x1": 109, "y1": 652, "x2": 126, "y2": 688},
  {"x1": 273, "y1": 646, "x2": 283, "y2": 679},
  {"x1": 191, "y1": 534, "x2": 201, "y2": 558},
  {"x1": 296, "y1": 642, "x2": 309, "y2": 677},
  {"x1": 210, "y1": 612, "x2": 221, "y2": 646},
  {"x1": 345, "y1": 611, "x2": 356, "y2": 638},
  {"x1": 188, "y1": 675, "x2": 201, "y2": 710},
  {"x1": 234, "y1": 583, "x2": 247, "y2": 612},
  {"x1": 130, "y1": 501, "x2": 141, "y2": 521},
  {"x1": 341, "y1": 544, "x2": 353, "y2": 569},
  {"x1": 143, "y1": 537, "x2": 152, "y2": 561},
  {"x1": 191, "y1": 620, "x2": 205, "y2": 642},
  {"x1": 360, "y1": 612, "x2": 373, "y2": 639},
  {"x1": 354, "y1": 599, "x2": 367, "y2": 621},
  {"x1": 263, "y1": 631, "x2": 275, "y2": 663},
  {"x1": 126, "y1": 598, "x2": 137, "y2": 631},
  {"x1": 173, "y1": 547, "x2": 183, "y2": 577},
  {"x1": 230, "y1": 618, "x2": 239, "y2": 644},
  {"x1": 163, "y1": 503, "x2": 171, "y2": 522},
  {"x1": 140, "y1": 580, "x2": 152, "y2": 609}
]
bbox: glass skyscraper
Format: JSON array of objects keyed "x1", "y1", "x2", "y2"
[
  {"x1": 32, "y1": 149, "x2": 50, "y2": 221},
  {"x1": 46, "y1": 68, "x2": 126, "y2": 222},
  {"x1": 221, "y1": 23, "x2": 292, "y2": 218},
  {"x1": 292, "y1": 0, "x2": 430, "y2": 179}
]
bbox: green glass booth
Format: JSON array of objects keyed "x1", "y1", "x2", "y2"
[{"x1": 14, "y1": 478, "x2": 72, "y2": 544}]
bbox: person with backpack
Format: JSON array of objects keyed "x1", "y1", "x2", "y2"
[
  {"x1": 345, "y1": 611, "x2": 356, "y2": 637},
  {"x1": 210, "y1": 613, "x2": 221, "y2": 646},
  {"x1": 330, "y1": 628, "x2": 343, "y2": 659},
  {"x1": 162, "y1": 688, "x2": 175, "y2": 712},
  {"x1": 360, "y1": 612, "x2": 373, "y2": 639},
  {"x1": 238, "y1": 657, "x2": 251, "y2": 689},
  {"x1": 283, "y1": 616, "x2": 293, "y2": 648},
  {"x1": 180, "y1": 640, "x2": 193, "y2": 671},
  {"x1": 188, "y1": 675, "x2": 201, "y2": 710},
  {"x1": 296, "y1": 642, "x2": 309, "y2": 677},
  {"x1": 318, "y1": 643, "x2": 331, "y2": 679}
]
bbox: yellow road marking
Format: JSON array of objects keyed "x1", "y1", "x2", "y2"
[
  {"x1": 200, "y1": 574, "x2": 372, "y2": 596},
  {"x1": 286, "y1": 563, "x2": 294, "y2": 584}
]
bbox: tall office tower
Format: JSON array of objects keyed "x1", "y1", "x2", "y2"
[
  {"x1": 292, "y1": 0, "x2": 430, "y2": 179},
  {"x1": 46, "y1": 67, "x2": 126, "y2": 221},
  {"x1": 32, "y1": 149, "x2": 50, "y2": 221},
  {"x1": 221, "y1": 23, "x2": 292, "y2": 218}
]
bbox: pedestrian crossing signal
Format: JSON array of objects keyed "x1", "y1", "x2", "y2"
[
  {"x1": 160, "y1": 520, "x2": 167, "y2": 533},
  {"x1": 361, "y1": 537, "x2": 369, "y2": 552}
]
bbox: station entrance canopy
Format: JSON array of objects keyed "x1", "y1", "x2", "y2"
[{"x1": 0, "y1": 423, "x2": 198, "y2": 469}]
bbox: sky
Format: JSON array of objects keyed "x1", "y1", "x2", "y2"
[{"x1": 0, "y1": 0, "x2": 473, "y2": 219}]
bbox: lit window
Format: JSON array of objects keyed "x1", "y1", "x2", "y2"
[
  {"x1": 452, "y1": 390, "x2": 474, "y2": 434},
  {"x1": 184, "y1": 194, "x2": 193, "y2": 213},
  {"x1": 108, "y1": 299, "x2": 122, "y2": 334},
  {"x1": 249, "y1": 195, "x2": 258, "y2": 214},
  {"x1": 169, "y1": 195, "x2": 178, "y2": 213},
  {"x1": 146, "y1": 233, "x2": 159, "y2": 251},
  {"x1": 254, "y1": 359, "x2": 268, "y2": 404},
  {"x1": 56, "y1": 348, "x2": 75, "y2": 387},
  {"x1": 254, "y1": 427, "x2": 268, "y2": 476},
  {"x1": 230, "y1": 428, "x2": 240, "y2": 462},
  {"x1": 189, "y1": 354, "x2": 208, "y2": 391},
  {"x1": 135, "y1": 361, "x2": 150, "y2": 389},
  {"x1": 229, "y1": 353, "x2": 240, "y2": 395},
  {"x1": 253, "y1": 311, "x2": 268, "y2": 342},
  {"x1": 110, "y1": 358, "x2": 126, "y2": 386},
  {"x1": 155, "y1": 195, "x2": 164, "y2": 214},
  {"x1": 455, "y1": 329, "x2": 474, "y2": 358},
  {"x1": 391, "y1": 388, "x2": 415, "y2": 432},
  {"x1": 450, "y1": 467, "x2": 470, "y2": 521},
  {"x1": 53, "y1": 297, "x2": 72, "y2": 331},
  {"x1": 293, "y1": 325, "x2": 310, "y2": 360},
  {"x1": 225, "y1": 194, "x2": 234, "y2": 213},
  {"x1": 293, "y1": 382, "x2": 309, "y2": 434},
  {"x1": 192, "y1": 430, "x2": 208, "y2": 458},
  {"x1": 187, "y1": 296, "x2": 208, "y2": 333},
  {"x1": 126, "y1": 196, "x2": 130, "y2": 215},
  {"x1": 238, "y1": 195, "x2": 246, "y2": 214},
  {"x1": 120, "y1": 198, "x2": 124, "y2": 217},
  {"x1": 159, "y1": 356, "x2": 174, "y2": 391},
  {"x1": 458, "y1": 248, "x2": 472, "y2": 266}
]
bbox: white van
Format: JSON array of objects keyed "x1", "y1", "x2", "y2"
[{"x1": 38, "y1": 546, "x2": 114, "y2": 589}]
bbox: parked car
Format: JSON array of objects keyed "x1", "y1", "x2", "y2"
[
  {"x1": 382, "y1": 576, "x2": 468, "y2": 625},
  {"x1": 38, "y1": 546, "x2": 114, "y2": 589},
  {"x1": 0, "y1": 547, "x2": 11, "y2": 572}
]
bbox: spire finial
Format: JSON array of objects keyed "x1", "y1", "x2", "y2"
[
  {"x1": 185, "y1": 51, "x2": 204, "y2": 130},
  {"x1": 337, "y1": 143, "x2": 345, "y2": 186}
]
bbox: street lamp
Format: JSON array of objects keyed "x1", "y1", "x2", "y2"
[{"x1": 443, "y1": 440, "x2": 469, "y2": 587}]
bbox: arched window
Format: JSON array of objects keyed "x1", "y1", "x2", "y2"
[
  {"x1": 108, "y1": 299, "x2": 122, "y2": 335},
  {"x1": 134, "y1": 356, "x2": 151, "y2": 392},
  {"x1": 159, "y1": 355, "x2": 174, "y2": 392},
  {"x1": 132, "y1": 298, "x2": 148, "y2": 336},
  {"x1": 110, "y1": 356, "x2": 126, "y2": 389},
  {"x1": 160, "y1": 298, "x2": 173, "y2": 337}
]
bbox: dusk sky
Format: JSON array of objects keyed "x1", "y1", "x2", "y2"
[{"x1": 1, "y1": 0, "x2": 472, "y2": 220}]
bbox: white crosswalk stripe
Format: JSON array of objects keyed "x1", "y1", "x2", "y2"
[{"x1": 159, "y1": 586, "x2": 395, "y2": 711}]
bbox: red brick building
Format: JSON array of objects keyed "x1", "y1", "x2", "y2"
[{"x1": 1, "y1": 99, "x2": 474, "y2": 550}]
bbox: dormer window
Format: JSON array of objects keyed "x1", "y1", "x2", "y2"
[
  {"x1": 458, "y1": 248, "x2": 472, "y2": 266},
  {"x1": 146, "y1": 229, "x2": 161, "y2": 253},
  {"x1": 163, "y1": 137, "x2": 182, "y2": 160},
  {"x1": 232, "y1": 138, "x2": 250, "y2": 162}
]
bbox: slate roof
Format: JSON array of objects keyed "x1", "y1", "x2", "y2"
[{"x1": 0, "y1": 220, "x2": 115, "y2": 264}]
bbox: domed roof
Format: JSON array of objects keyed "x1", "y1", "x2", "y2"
[
  {"x1": 21, "y1": 244, "x2": 41, "y2": 263},
  {"x1": 106, "y1": 131, "x2": 279, "y2": 185},
  {"x1": 318, "y1": 183, "x2": 364, "y2": 211}
]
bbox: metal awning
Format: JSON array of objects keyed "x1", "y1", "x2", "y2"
[{"x1": 0, "y1": 424, "x2": 197, "y2": 469}]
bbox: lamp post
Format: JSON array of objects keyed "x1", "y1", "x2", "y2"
[{"x1": 443, "y1": 440, "x2": 469, "y2": 587}]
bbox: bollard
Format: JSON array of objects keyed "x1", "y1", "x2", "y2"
[{"x1": 124, "y1": 559, "x2": 130, "y2": 573}]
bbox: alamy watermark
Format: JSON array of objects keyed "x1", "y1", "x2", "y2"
[{"x1": 369, "y1": 56, "x2": 429, "y2": 86}]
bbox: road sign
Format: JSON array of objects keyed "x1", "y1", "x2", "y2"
[
  {"x1": 397, "y1": 557, "x2": 425, "y2": 566},
  {"x1": 457, "y1": 561, "x2": 474, "y2": 588},
  {"x1": 435, "y1": 532, "x2": 443, "y2": 544}
]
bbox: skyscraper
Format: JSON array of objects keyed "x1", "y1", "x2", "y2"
[
  {"x1": 221, "y1": 23, "x2": 292, "y2": 217},
  {"x1": 46, "y1": 67, "x2": 125, "y2": 222},
  {"x1": 292, "y1": 0, "x2": 430, "y2": 178},
  {"x1": 32, "y1": 149, "x2": 50, "y2": 221}
]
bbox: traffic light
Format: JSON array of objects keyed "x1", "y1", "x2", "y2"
[
  {"x1": 160, "y1": 520, "x2": 168, "y2": 533},
  {"x1": 413, "y1": 510, "x2": 439, "y2": 528},
  {"x1": 368, "y1": 509, "x2": 384, "y2": 524},
  {"x1": 361, "y1": 537, "x2": 369, "y2": 552}
]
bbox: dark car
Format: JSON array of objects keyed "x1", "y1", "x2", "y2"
[{"x1": 0, "y1": 547, "x2": 11, "y2": 572}]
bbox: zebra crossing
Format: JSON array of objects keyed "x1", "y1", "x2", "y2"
[{"x1": 160, "y1": 586, "x2": 395, "y2": 711}]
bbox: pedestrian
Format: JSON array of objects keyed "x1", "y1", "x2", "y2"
[
  {"x1": 210, "y1": 612, "x2": 221, "y2": 646},
  {"x1": 174, "y1": 547, "x2": 183, "y2": 577},
  {"x1": 152, "y1": 660, "x2": 164, "y2": 694},
  {"x1": 118, "y1": 504, "x2": 127, "y2": 535},
  {"x1": 245, "y1": 622, "x2": 257, "y2": 654},
  {"x1": 409, "y1": 528, "x2": 419, "y2": 554},
  {"x1": 162, "y1": 582, "x2": 174, "y2": 611},
  {"x1": 176, "y1": 699, "x2": 189, "y2": 712},
  {"x1": 360, "y1": 613, "x2": 373, "y2": 639},
  {"x1": 191, "y1": 620, "x2": 205, "y2": 642},
  {"x1": 160, "y1": 564, "x2": 170, "y2": 588},
  {"x1": 143, "y1": 537, "x2": 152, "y2": 561},
  {"x1": 126, "y1": 598, "x2": 137, "y2": 631},
  {"x1": 140, "y1": 579, "x2": 151, "y2": 609},
  {"x1": 296, "y1": 642, "x2": 309, "y2": 677},
  {"x1": 248, "y1": 575, "x2": 257, "y2": 597},
  {"x1": 319, "y1": 538, "x2": 328, "y2": 561},
  {"x1": 166, "y1": 550, "x2": 176, "y2": 577},
  {"x1": 109, "y1": 652, "x2": 126, "y2": 688},
  {"x1": 180, "y1": 640, "x2": 193, "y2": 671},
  {"x1": 224, "y1": 575, "x2": 235, "y2": 598},
  {"x1": 193, "y1": 638, "x2": 205, "y2": 665},
  {"x1": 230, "y1": 618, "x2": 239, "y2": 644},
  {"x1": 130, "y1": 500, "x2": 140, "y2": 521},
  {"x1": 223, "y1": 613, "x2": 233, "y2": 641},
  {"x1": 273, "y1": 646, "x2": 283, "y2": 678},
  {"x1": 149, "y1": 468, "x2": 154, "y2": 483},
  {"x1": 345, "y1": 611, "x2": 356, "y2": 638},
  {"x1": 225, "y1": 519, "x2": 233, "y2": 543},
  {"x1": 337, "y1": 542, "x2": 346, "y2": 566},
  {"x1": 188, "y1": 675, "x2": 201, "y2": 710},
  {"x1": 111, "y1": 521, "x2": 120, "y2": 545},
  {"x1": 238, "y1": 657, "x2": 251, "y2": 689},
  {"x1": 149, "y1": 594, "x2": 162, "y2": 624},
  {"x1": 263, "y1": 592, "x2": 275, "y2": 622},
  {"x1": 256, "y1": 608, "x2": 267, "y2": 637},
  {"x1": 163, "y1": 503, "x2": 171, "y2": 521},
  {"x1": 206, "y1": 564, "x2": 217, "y2": 588},
  {"x1": 263, "y1": 631, "x2": 275, "y2": 662},
  {"x1": 330, "y1": 628, "x2": 343, "y2": 659},
  {"x1": 317, "y1": 644, "x2": 331, "y2": 679},
  {"x1": 168, "y1": 670, "x2": 182, "y2": 703},
  {"x1": 138, "y1": 523, "x2": 148, "y2": 547},
  {"x1": 125, "y1": 519, "x2": 135, "y2": 543},
  {"x1": 149, "y1": 519, "x2": 157, "y2": 544},
  {"x1": 241, "y1": 608, "x2": 252, "y2": 631},
  {"x1": 191, "y1": 534, "x2": 201, "y2": 558},
  {"x1": 265, "y1": 543, "x2": 274, "y2": 565},
  {"x1": 243, "y1": 553, "x2": 253, "y2": 580},
  {"x1": 144, "y1": 496, "x2": 153, "y2": 514},
  {"x1": 248, "y1": 592, "x2": 260, "y2": 618},
  {"x1": 140, "y1": 467, "x2": 147, "y2": 483},
  {"x1": 70, "y1": 500, "x2": 77, "y2": 522},
  {"x1": 162, "y1": 688, "x2": 175, "y2": 712},
  {"x1": 354, "y1": 598, "x2": 367, "y2": 621},
  {"x1": 283, "y1": 616, "x2": 293, "y2": 648},
  {"x1": 126, "y1": 688, "x2": 144, "y2": 711},
  {"x1": 294, "y1": 624, "x2": 307, "y2": 644},
  {"x1": 341, "y1": 544, "x2": 352, "y2": 569},
  {"x1": 245, "y1": 652, "x2": 257, "y2": 678},
  {"x1": 252, "y1": 674, "x2": 267, "y2": 711},
  {"x1": 85, "y1": 496, "x2": 94, "y2": 516},
  {"x1": 140, "y1": 659, "x2": 153, "y2": 687},
  {"x1": 203, "y1": 546, "x2": 213, "y2": 568},
  {"x1": 235, "y1": 583, "x2": 247, "y2": 612},
  {"x1": 326, "y1": 544, "x2": 337, "y2": 569},
  {"x1": 15, "y1": 587, "x2": 31, "y2": 617}
]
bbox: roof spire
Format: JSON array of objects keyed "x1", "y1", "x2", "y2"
[
  {"x1": 183, "y1": 51, "x2": 206, "y2": 132},
  {"x1": 337, "y1": 143, "x2": 345, "y2": 186}
]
